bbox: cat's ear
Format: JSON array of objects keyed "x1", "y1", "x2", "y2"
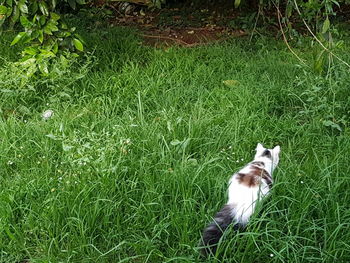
[
  {"x1": 255, "y1": 143, "x2": 266, "y2": 159},
  {"x1": 273, "y1": 145, "x2": 281, "y2": 155},
  {"x1": 256, "y1": 143, "x2": 264, "y2": 153},
  {"x1": 271, "y1": 145, "x2": 281, "y2": 168}
]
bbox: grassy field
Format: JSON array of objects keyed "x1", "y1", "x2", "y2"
[{"x1": 1, "y1": 23, "x2": 350, "y2": 262}]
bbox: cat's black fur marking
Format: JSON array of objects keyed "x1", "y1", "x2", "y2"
[
  {"x1": 201, "y1": 205, "x2": 244, "y2": 257},
  {"x1": 251, "y1": 161, "x2": 265, "y2": 167},
  {"x1": 262, "y1": 149, "x2": 271, "y2": 158}
]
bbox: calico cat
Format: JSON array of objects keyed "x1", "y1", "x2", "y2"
[{"x1": 200, "y1": 143, "x2": 280, "y2": 256}]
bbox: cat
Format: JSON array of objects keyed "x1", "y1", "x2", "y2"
[{"x1": 200, "y1": 143, "x2": 281, "y2": 257}]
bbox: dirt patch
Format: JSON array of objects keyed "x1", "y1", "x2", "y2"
[
  {"x1": 109, "y1": 4, "x2": 247, "y2": 47},
  {"x1": 141, "y1": 27, "x2": 247, "y2": 47}
]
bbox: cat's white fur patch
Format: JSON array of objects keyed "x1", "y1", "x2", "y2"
[
  {"x1": 228, "y1": 173, "x2": 270, "y2": 224},
  {"x1": 226, "y1": 143, "x2": 280, "y2": 225}
]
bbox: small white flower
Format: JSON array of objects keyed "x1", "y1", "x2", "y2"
[
  {"x1": 37, "y1": 161, "x2": 41, "y2": 164},
  {"x1": 58, "y1": 177, "x2": 62, "y2": 180},
  {"x1": 236, "y1": 160, "x2": 239, "y2": 163},
  {"x1": 241, "y1": 158, "x2": 244, "y2": 161},
  {"x1": 20, "y1": 146, "x2": 23, "y2": 149},
  {"x1": 46, "y1": 103, "x2": 49, "y2": 106},
  {"x1": 300, "y1": 181, "x2": 304, "y2": 184},
  {"x1": 24, "y1": 120, "x2": 27, "y2": 123},
  {"x1": 228, "y1": 146, "x2": 232, "y2": 149},
  {"x1": 42, "y1": 110, "x2": 54, "y2": 120},
  {"x1": 7, "y1": 161, "x2": 13, "y2": 165},
  {"x1": 226, "y1": 157, "x2": 230, "y2": 160},
  {"x1": 270, "y1": 253, "x2": 274, "y2": 257}
]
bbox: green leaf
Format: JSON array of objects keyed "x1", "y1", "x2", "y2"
[
  {"x1": 18, "y1": 0, "x2": 28, "y2": 14},
  {"x1": 57, "y1": 31, "x2": 71, "y2": 37},
  {"x1": 20, "y1": 15, "x2": 32, "y2": 27},
  {"x1": 6, "y1": 7, "x2": 12, "y2": 16},
  {"x1": 323, "y1": 120, "x2": 342, "y2": 131},
  {"x1": 170, "y1": 139, "x2": 181, "y2": 146},
  {"x1": 10, "y1": 31, "x2": 25, "y2": 45},
  {"x1": 31, "y1": 2, "x2": 38, "y2": 14},
  {"x1": 234, "y1": 0, "x2": 241, "y2": 8},
  {"x1": 50, "y1": 12, "x2": 60, "y2": 21},
  {"x1": 39, "y1": 15, "x2": 46, "y2": 25},
  {"x1": 314, "y1": 50, "x2": 325, "y2": 74},
  {"x1": 73, "y1": 38, "x2": 83, "y2": 51},
  {"x1": 39, "y1": 49, "x2": 55, "y2": 57},
  {"x1": 10, "y1": 5, "x2": 20, "y2": 25},
  {"x1": 38, "y1": 30, "x2": 43, "y2": 43},
  {"x1": 23, "y1": 46, "x2": 38, "y2": 55},
  {"x1": 6, "y1": 0, "x2": 12, "y2": 6},
  {"x1": 51, "y1": 0, "x2": 57, "y2": 9},
  {"x1": 0, "y1": 5, "x2": 7, "y2": 15},
  {"x1": 68, "y1": 0, "x2": 76, "y2": 10},
  {"x1": 44, "y1": 19, "x2": 59, "y2": 34},
  {"x1": 222, "y1": 79, "x2": 240, "y2": 87},
  {"x1": 76, "y1": 0, "x2": 85, "y2": 4},
  {"x1": 19, "y1": 5, "x2": 28, "y2": 14},
  {"x1": 38, "y1": 2, "x2": 49, "y2": 16},
  {"x1": 61, "y1": 21, "x2": 68, "y2": 29},
  {"x1": 38, "y1": 61, "x2": 49, "y2": 75},
  {"x1": 31, "y1": 30, "x2": 39, "y2": 39},
  {"x1": 322, "y1": 18, "x2": 330, "y2": 34},
  {"x1": 53, "y1": 42, "x2": 58, "y2": 53}
]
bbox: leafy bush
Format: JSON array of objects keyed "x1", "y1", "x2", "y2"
[{"x1": 0, "y1": 0, "x2": 85, "y2": 76}]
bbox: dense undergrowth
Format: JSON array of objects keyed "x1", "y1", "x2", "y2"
[{"x1": 0, "y1": 24, "x2": 350, "y2": 262}]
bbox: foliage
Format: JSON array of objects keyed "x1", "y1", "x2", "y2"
[{"x1": 0, "y1": 0, "x2": 85, "y2": 76}]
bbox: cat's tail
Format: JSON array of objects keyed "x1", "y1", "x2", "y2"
[{"x1": 200, "y1": 204, "x2": 243, "y2": 257}]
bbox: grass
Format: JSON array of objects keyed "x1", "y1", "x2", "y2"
[{"x1": 1, "y1": 22, "x2": 350, "y2": 262}]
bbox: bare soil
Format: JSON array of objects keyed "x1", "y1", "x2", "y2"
[{"x1": 109, "y1": 5, "x2": 247, "y2": 47}]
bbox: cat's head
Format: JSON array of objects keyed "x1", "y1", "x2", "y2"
[{"x1": 255, "y1": 143, "x2": 281, "y2": 170}]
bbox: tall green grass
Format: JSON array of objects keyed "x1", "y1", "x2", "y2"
[{"x1": 0, "y1": 25, "x2": 350, "y2": 262}]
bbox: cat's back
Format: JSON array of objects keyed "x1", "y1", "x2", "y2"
[{"x1": 227, "y1": 163, "x2": 270, "y2": 223}]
